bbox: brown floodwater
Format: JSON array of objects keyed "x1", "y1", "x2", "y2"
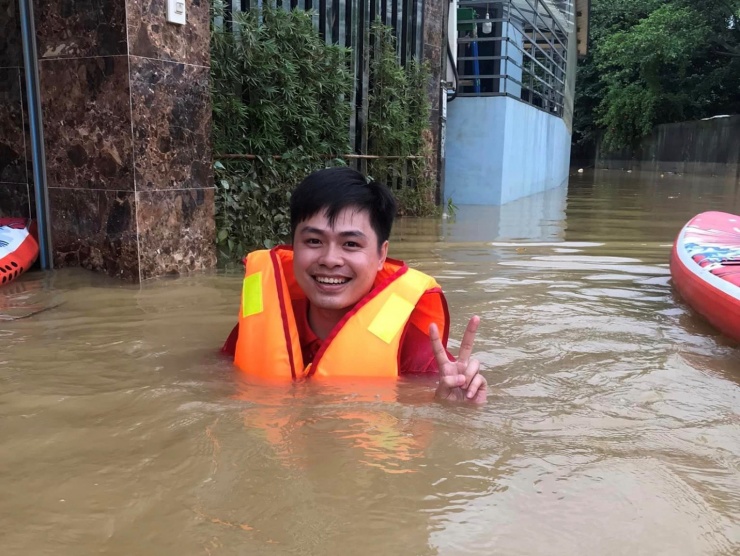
[{"x1": 2, "y1": 169, "x2": 740, "y2": 555}]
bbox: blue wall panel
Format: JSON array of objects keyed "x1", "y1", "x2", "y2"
[{"x1": 444, "y1": 96, "x2": 571, "y2": 206}]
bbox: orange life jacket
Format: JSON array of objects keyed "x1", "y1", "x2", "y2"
[{"x1": 234, "y1": 246, "x2": 449, "y2": 380}]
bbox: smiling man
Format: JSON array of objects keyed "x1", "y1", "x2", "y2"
[{"x1": 222, "y1": 167, "x2": 487, "y2": 403}]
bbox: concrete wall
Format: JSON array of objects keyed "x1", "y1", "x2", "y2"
[
  {"x1": 596, "y1": 115, "x2": 740, "y2": 179},
  {"x1": 444, "y1": 96, "x2": 571, "y2": 205}
]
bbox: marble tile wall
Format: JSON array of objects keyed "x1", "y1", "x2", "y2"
[
  {"x1": 0, "y1": 0, "x2": 23, "y2": 67},
  {"x1": 40, "y1": 56, "x2": 134, "y2": 191},
  {"x1": 49, "y1": 188, "x2": 139, "y2": 280},
  {"x1": 32, "y1": 0, "x2": 215, "y2": 281},
  {"x1": 126, "y1": 0, "x2": 215, "y2": 279},
  {"x1": 126, "y1": 0, "x2": 210, "y2": 66},
  {"x1": 36, "y1": 0, "x2": 137, "y2": 277},
  {"x1": 129, "y1": 57, "x2": 211, "y2": 192},
  {"x1": 137, "y1": 188, "x2": 215, "y2": 280},
  {"x1": 0, "y1": 0, "x2": 34, "y2": 220},
  {"x1": 35, "y1": 0, "x2": 127, "y2": 59}
]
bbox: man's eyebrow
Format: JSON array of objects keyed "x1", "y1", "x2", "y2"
[
  {"x1": 298, "y1": 226, "x2": 327, "y2": 236},
  {"x1": 299, "y1": 226, "x2": 368, "y2": 239},
  {"x1": 338, "y1": 230, "x2": 368, "y2": 239}
]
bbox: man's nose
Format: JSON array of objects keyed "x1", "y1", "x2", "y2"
[{"x1": 318, "y1": 243, "x2": 343, "y2": 267}]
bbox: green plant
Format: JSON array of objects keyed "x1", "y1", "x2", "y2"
[
  {"x1": 211, "y1": 6, "x2": 354, "y2": 260},
  {"x1": 211, "y1": 10, "x2": 439, "y2": 262},
  {"x1": 445, "y1": 196, "x2": 458, "y2": 218},
  {"x1": 366, "y1": 21, "x2": 437, "y2": 217}
]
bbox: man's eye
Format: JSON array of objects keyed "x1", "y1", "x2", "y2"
[
  {"x1": 345, "y1": 241, "x2": 360, "y2": 248},
  {"x1": 306, "y1": 238, "x2": 321, "y2": 245}
]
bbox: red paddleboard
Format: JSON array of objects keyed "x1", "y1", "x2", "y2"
[
  {"x1": 670, "y1": 211, "x2": 740, "y2": 342},
  {"x1": 0, "y1": 218, "x2": 39, "y2": 286}
]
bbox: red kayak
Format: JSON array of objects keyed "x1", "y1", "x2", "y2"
[
  {"x1": 0, "y1": 218, "x2": 39, "y2": 286},
  {"x1": 670, "y1": 211, "x2": 740, "y2": 342}
]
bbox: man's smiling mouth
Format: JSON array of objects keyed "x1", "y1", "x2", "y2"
[{"x1": 314, "y1": 276, "x2": 350, "y2": 285}]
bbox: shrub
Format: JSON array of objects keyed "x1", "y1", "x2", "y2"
[
  {"x1": 211, "y1": 10, "x2": 437, "y2": 261},
  {"x1": 367, "y1": 21, "x2": 436, "y2": 217},
  {"x1": 211, "y1": 6, "x2": 353, "y2": 260}
]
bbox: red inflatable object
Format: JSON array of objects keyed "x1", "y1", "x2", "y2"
[
  {"x1": 0, "y1": 218, "x2": 39, "y2": 286},
  {"x1": 670, "y1": 211, "x2": 740, "y2": 342}
]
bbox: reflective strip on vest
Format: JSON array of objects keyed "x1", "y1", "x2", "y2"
[
  {"x1": 368, "y1": 293, "x2": 415, "y2": 343},
  {"x1": 242, "y1": 272, "x2": 263, "y2": 317}
]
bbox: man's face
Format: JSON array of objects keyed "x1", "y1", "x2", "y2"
[{"x1": 293, "y1": 207, "x2": 388, "y2": 315}]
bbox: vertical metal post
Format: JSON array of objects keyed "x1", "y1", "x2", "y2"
[
  {"x1": 319, "y1": 0, "x2": 327, "y2": 39},
  {"x1": 503, "y1": 2, "x2": 508, "y2": 97},
  {"x1": 332, "y1": 0, "x2": 340, "y2": 43},
  {"x1": 399, "y1": 0, "x2": 408, "y2": 65},
  {"x1": 18, "y1": 0, "x2": 53, "y2": 269}
]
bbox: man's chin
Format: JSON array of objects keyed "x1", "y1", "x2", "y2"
[{"x1": 307, "y1": 295, "x2": 356, "y2": 313}]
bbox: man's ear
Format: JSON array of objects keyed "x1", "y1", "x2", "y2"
[{"x1": 378, "y1": 240, "x2": 389, "y2": 270}]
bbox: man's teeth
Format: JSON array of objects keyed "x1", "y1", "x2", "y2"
[{"x1": 315, "y1": 276, "x2": 349, "y2": 284}]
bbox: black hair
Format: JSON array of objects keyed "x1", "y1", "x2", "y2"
[{"x1": 290, "y1": 167, "x2": 397, "y2": 248}]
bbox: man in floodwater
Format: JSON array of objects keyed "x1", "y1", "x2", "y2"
[{"x1": 222, "y1": 167, "x2": 487, "y2": 403}]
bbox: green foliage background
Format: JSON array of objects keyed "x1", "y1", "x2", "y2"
[
  {"x1": 367, "y1": 22, "x2": 437, "y2": 217},
  {"x1": 211, "y1": 6, "x2": 352, "y2": 260},
  {"x1": 211, "y1": 8, "x2": 436, "y2": 261},
  {"x1": 574, "y1": 0, "x2": 740, "y2": 151}
]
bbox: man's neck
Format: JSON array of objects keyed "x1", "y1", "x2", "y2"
[{"x1": 307, "y1": 304, "x2": 351, "y2": 340}]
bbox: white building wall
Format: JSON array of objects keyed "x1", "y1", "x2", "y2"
[{"x1": 444, "y1": 96, "x2": 571, "y2": 206}]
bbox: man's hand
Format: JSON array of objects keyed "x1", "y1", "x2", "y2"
[{"x1": 429, "y1": 316, "x2": 488, "y2": 404}]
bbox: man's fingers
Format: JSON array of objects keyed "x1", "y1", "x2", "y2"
[
  {"x1": 429, "y1": 323, "x2": 452, "y2": 369},
  {"x1": 462, "y1": 358, "x2": 480, "y2": 389},
  {"x1": 440, "y1": 374, "x2": 466, "y2": 389},
  {"x1": 465, "y1": 373, "x2": 487, "y2": 402},
  {"x1": 457, "y1": 315, "x2": 480, "y2": 365}
]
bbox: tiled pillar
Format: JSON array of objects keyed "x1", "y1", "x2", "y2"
[
  {"x1": 423, "y1": 0, "x2": 446, "y2": 190},
  {"x1": 0, "y1": 0, "x2": 34, "y2": 220},
  {"x1": 126, "y1": 0, "x2": 215, "y2": 280},
  {"x1": 35, "y1": 0, "x2": 215, "y2": 281}
]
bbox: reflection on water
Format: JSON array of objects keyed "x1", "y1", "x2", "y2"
[{"x1": 2, "y1": 170, "x2": 740, "y2": 555}]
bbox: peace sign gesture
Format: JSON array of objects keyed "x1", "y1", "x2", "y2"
[{"x1": 429, "y1": 316, "x2": 488, "y2": 404}]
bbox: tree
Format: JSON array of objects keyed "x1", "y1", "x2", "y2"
[
  {"x1": 596, "y1": 5, "x2": 711, "y2": 149},
  {"x1": 573, "y1": 0, "x2": 740, "y2": 151}
]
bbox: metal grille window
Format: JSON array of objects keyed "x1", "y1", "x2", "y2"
[{"x1": 456, "y1": 0, "x2": 575, "y2": 117}]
